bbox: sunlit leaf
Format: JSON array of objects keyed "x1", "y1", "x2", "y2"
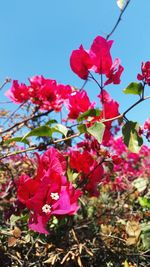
[
  {"x1": 22, "y1": 124, "x2": 68, "y2": 140},
  {"x1": 117, "y1": 0, "x2": 127, "y2": 10},
  {"x1": 123, "y1": 82, "x2": 143, "y2": 96},
  {"x1": 87, "y1": 122, "x2": 105, "y2": 144},
  {"x1": 139, "y1": 197, "x2": 150, "y2": 209},
  {"x1": 52, "y1": 124, "x2": 68, "y2": 137},
  {"x1": 77, "y1": 108, "x2": 101, "y2": 122},
  {"x1": 22, "y1": 125, "x2": 53, "y2": 139},
  {"x1": 122, "y1": 121, "x2": 143, "y2": 153}
]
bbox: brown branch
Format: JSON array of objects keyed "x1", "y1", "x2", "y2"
[
  {"x1": 0, "y1": 146, "x2": 37, "y2": 160},
  {"x1": 0, "y1": 132, "x2": 81, "y2": 160},
  {"x1": 53, "y1": 132, "x2": 80, "y2": 143},
  {"x1": 101, "y1": 95, "x2": 150, "y2": 124},
  {"x1": 0, "y1": 109, "x2": 53, "y2": 135}
]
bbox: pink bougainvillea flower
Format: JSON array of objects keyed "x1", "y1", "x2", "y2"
[
  {"x1": 97, "y1": 90, "x2": 119, "y2": 145},
  {"x1": 57, "y1": 84, "x2": 73, "y2": 100},
  {"x1": 137, "y1": 61, "x2": 150, "y2": 85},
  {"x1": 67, "y1": 89, "x2": 94, "y2": 119},
  {"x1": 98, "y1": 90, "x2": 119, "y2": 124},
  {"x1": 17, "y1": 147, "x2": 82, "y2": 234},
  {"x1": 89, "y1": 36, "x2": 113, "y2": 75},
  {"x1": 17, "y1": 174, "x2": 40, "y2": 205},
  {"x1": 5, "y1": 80, "x2": 30, "y2": 103},
  {"x1": 25, "y1": 173, "x2": 81, "y2": 233},
  {"x1": 70, "y1": 45, "x2": 93, "y2": 79},
  {"x1": 69, "y1": 150, "x2": 104, "y2": 196},
  {"x1": 70, "y1": 150, "x2": 95, "y2": 174},
  {"x1": 104, "y1": 58, "x2": 124, "y2": 85},
  {"x1": 29, "y1": 75, "x2": 62, "y2": 111},
  {"x1": 28, "y1": 182, "x2": 82, "y2": 234},
  {"x1": 35, "y1": 146, "x2": 66, "y2": 181},
  {"x1": 143, "y1": 118, "x2": 150, "y2": 141},
  {"x1": 85, "y1": 164, "x2": 104, "y2": 197}
]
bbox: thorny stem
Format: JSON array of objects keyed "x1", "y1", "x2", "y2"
[{"x1": 106, "y1": 0, "x2": 131, "y2": 40}]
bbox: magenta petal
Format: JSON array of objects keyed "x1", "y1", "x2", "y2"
[{"x1": 28, "y1": 213, "x2": 49, "y2": 234}]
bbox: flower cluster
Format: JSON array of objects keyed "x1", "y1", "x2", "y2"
[
  {"x1": 17, "y1": 147, "x2": 82, "y2": 234},
  {"x1": 5, "y1": 76, "x2": 73, "y2": 111},
  {"x1": 70, "y1": 36, "x2": 124, "y2": 85}
]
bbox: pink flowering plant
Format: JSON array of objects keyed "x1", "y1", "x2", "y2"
[{"x1": 0, "y1": 1, "x2": 150, "y2": 266}]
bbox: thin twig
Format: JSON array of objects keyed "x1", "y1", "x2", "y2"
[
  {"x1": 0, "y1": 132, "x2": 81, "y2": 160},
  {"x1": 53, "y1": 132, "x2": 80, "y2": 143},
  {"x1": 106, "y1": 0, "x2": 131, "y2": 40},
  {"x1": 0, "y1": 78, "x2": 11, "y2": 91},
  {"x1": 101, "y1": 95, "x2": 150, "y2": 123},
  {"x1": 0, "y1": 109, "x2": 53, "y2": 135},
  {"x1": 99, "y1": 232, "x2": 126, "y2": 243}
]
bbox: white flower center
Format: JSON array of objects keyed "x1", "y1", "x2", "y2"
[
  {"x1": 42, "y1": 204, "x2": 51, "y2": 214},
  {"x1": 50, "y1": 192, "x2": 59, "y2": 200}
]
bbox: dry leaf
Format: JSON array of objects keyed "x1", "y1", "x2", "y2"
[
  {"x1": 101, "y1": 224, "x2": 114, "y2": 235},
  {"x1": 8, "y1": 236, "x2": 18, "y2": 247},
  {"x1": 12, "y1": 227, "x2": 21, "y2": 238},
  {"x1": 126, "y1": 236, "x2": 138, "y2": 246},
  {"x1": 126, "y1": 221, "x2": 141, "y2": 237},
  {"x1": 126, "y1": 221, "x2": 141, "y2": 246}
]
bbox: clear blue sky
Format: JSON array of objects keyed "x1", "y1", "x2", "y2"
[{"x1": 0, "y1": 0, "x2": 150, "y2": 129}]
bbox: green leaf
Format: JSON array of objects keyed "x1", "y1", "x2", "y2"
[
  {"x1": 141, "y1": 231, "x2": 150, "y2": 249},
  {"x1": 141, "y1": 222, "x2": 150, "y2": 232},
  {"x1": 22, "y1": 125, "x2": 53, "y2": 139},
  {"x1": 122, "y1": 121, "x2": 143, "y2": 153},
  {"x1": 45, "y1": 119, "x2": 57, "y2": 125},
  {"x1": 139, "y1": 197, "x2": 150, "y2": 209},
  {"x1": 77, "y1": 124, "x2": 87, "y2": 134},
  {"x1": 87, "y1": 122, "x2": 105, "y2": 144},
  {"x1": 123, "y1": 82, "x2": 143, "y2": 95},
  {"x1": 4, "y1": 137, "x2": 30, "y2": 145},
  {"x1": 22, "y1": 124, "x2": 68, "y2": 140},
  {"x1": 77, "y1": 109, "x2": 101, "y2": 122},
  {"x1": 51, "y1": 124, "x2": 68, "y2": 137}
]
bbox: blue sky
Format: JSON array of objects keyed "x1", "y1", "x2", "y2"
[{"x1": 0, "y1": 0, "x2": 150, "y2": 130}]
